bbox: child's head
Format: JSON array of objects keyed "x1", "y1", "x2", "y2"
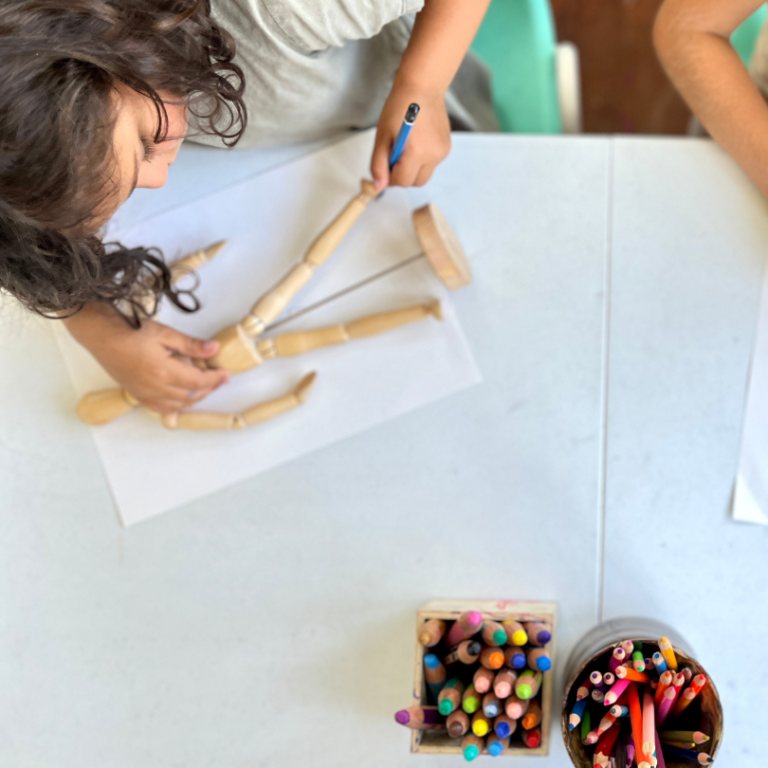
[{"x1": 0, "y1": 0, "x2": 247, "y2": 324}]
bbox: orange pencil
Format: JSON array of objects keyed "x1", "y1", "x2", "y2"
[
  {"x1": 418, "y1": 619, "x2": 447, "y2": 647},
  {"x1": 521, "y1": 699, "x2": 542, "y2": 730},
  {"x1": 502, "y1": 620, "x2": 528, "y2": 646},
  {"x1": 504, "y1": 694, "x2": 529, "y2": 720},
  {"x1": 615, "y1": 665, "x2": 650, "y2": 683},
  {"x1": 481, "y1": 621, "x2": 508, "y2": 646},
  {"x1": 596, "y1": 709, "x2": 618, "y2": 737},
  {"x1": 446, "y1": 709, "x2": 470, "y2": 738},
  {"x1": 493, "y1": 669, "x2": 517, "y2": 699},
  {"x1": 473, "y1": 667, "x2": 496, "y2": 694},
  {"x1": 627, "y1": 683, "x2": 646, "y2": 763},
  {"x1": 654, "y1": 670, "x2": 673, "y2": 707},
  {"x1": 479, "y1": 646, "x2": 505, "y2": 670},
  {"x1": 471, "y1": 710, "x2": 493, "y2": 737},
  {"x1": 461, "y1": 733, "x2": 485, "y2": 762},
  {"x1": 521, "y1": 725, "x2": 542, "y2": 748}
]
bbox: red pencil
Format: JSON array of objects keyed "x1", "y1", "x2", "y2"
[{"x1": 594, "y1": 720, "x2": 621, "y2": 760}]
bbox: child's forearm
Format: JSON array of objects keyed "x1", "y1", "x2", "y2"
[
  {"x1": 655, "y1": 0, "x2": 768, "y2": 195},
  {"x1": 395, "y1": 0, "x2": 492, "y2": 97}
]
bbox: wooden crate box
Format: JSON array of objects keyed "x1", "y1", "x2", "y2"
[{"x1": 411, "y1": 599, "x2": 558, "y2": 757}]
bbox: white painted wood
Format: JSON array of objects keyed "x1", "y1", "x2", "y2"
[
  {"x1": 0, "y1": 134, "x2": 609, "y2": 767},
  {"x1": 603, "y1": 137, "x2": 768, "y2": 768}
]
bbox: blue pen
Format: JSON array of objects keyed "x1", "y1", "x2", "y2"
[{"x1": 389, "y1": 102, "x2": 420, "y2": 168}]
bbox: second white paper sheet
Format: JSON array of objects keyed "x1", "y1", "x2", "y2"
[
  {"x1": 733, "y1": 256, "x2": 768, "y2": 526},
  {"x1": 54, "y1": 131, "x2": 482, "y2": 526}
]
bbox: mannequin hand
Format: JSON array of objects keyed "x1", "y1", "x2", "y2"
[{"x1": 63, "y1": 305, "x2": 229, "y2": 414}]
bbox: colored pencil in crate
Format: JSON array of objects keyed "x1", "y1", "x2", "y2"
[
  {"x1": 652, "y1": 652, "x2": 668, "y2": 673},
  {"x1": 522, "y1": 699, "x2": 542, "y2": 730},
  {"x1": 493, "y1": 668, "x2": 517, "y2": 699},
  {"x1": 471, "y1": 710, "x2": 492, "y2": 737},
  {"x1": 583, "y1": 728, "x2": 599, "y2": 746},
  {"x1": 502, "y1": 620, "x2": 528, "y2": 646},
  {"x1": 680, "y1": 666, "x2": 693, "y2": 684},
  {"x1": 445, "y1": 611, "x2": 484, "y2": 647},
  {"x1": 645, "y1": 656, "x2": 655, "y2": 671},
  {"x1": 481, "y1": 621, "x2": 508, "y2": 646},
  {"x1": 487, "y1": 734, "x2": 509, "y2": 757},
  {"x1": 527, "y1": 646, "x2": 552, "y2": 672},
  {"x1": 418, "y1": 619, "x2": 447, "y2": 647},
  {"x1": 659, "y1": 730, "x2": 710, "y2": 745},
  {"x1": 591, "y1": 670, "x2": 604, "y2": 688},
  {"x1": 424, "y1": 654, "x2": 447, "y2": 699},
  {"x1": 444, "y1": 640, "x2": 483, "y2": 665},
  {"x1": 462, "y1": 683, "x2": 482, "y2": 714},
  {"x1": 473, "y1": 666, "x2": 495, "y2": 694},
  {"x1": 591, "y1": 688, "x2": 606, "y2": 704},
  {"x1": 654, "y1": 670, "x2": 673, "y2": 707},
  {"x1": 461, "y1": 733, "x2": 485, "y2": 762},
  {"x1": 669, "y1": 671, "x2": 685, "y2": 705},
  {"x1": 658, "y1": 637, "x2": 678, "y2": 671},
  {"x1": 482, "y1": 692, "x2": 502, "y2": 718},
  {"x1": 656, "y1": 686, "x2": 676, "y2": 726},
  {"x1": 438, "y1": 677, "x2": 466, "y2": 715},
  {"x1": 505, "y1": 694, "x2": 529, "y2": 720},
  {"x1": 447, "y1": 709, "x2": 470, "y2": 738},
  {"x1": 654, "y1": 729, "x2": 667, "y2": 768},
  {"x1": 609, "y1": 704, "x2": 629, "y2": 718},
  {"x1": 523, "y1": 621, "x2": 551, "y2": 646},
  {"x1": 627, "y1": 683, "x2": 644, "y2": 762},
  {"x1": 642, "y1": 688, "x2": 656, "y2": 759},
  {"x1": 632, "y1": 651, "x2": 646, "y2": 672},
  {"x1": 603, "y1": 678, "x2": 630, "y2": 706},
  {"x1": 661, "y1": 746, "x2": 713, "y2": 765},
  {"x1": 521, "y1": 725, "x2": 542, "y2": 748},
  {"x1": 602, "y1": 671, "x2": 616, "y2": 687},
  {"x1": 493, "y1": 712, "x2": 517, "y2": 738},
  {"x1": 580, "y1": 708, "x2": 592, "y2": 743},
  {"x1": 615, "y1": 665, "x2": 649, "y2": 683},
  {"x1": 395, "y1": 704, "x2": 446, "y2": 729},
  {"x1": 515, "y1": 669, "x2": 542, "y2": 700},
  {"x1": 576, "y1": 677, "x2": 594, "y2": 701},
  {"x1": 504, "y1": 645, "x2": 526, "y2": 670},
  {"x1": 480, "y1": 646, "x2": 505, "y2": 670},
  {"x1": 569, "y1": 696, "x2": 589, "y2": 731},
  {"x1": 661, "y1": 740, "x2": 696, "y2": 749},
  {"x1": 688, "y1": 674, "x2": 707, "y2": 696},
  {"x1": 608, "y1": 646, "x2": 626, "y2": 673}
]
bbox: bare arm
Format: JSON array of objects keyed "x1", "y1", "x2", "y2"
[
  {"x1": 655, "y1": 0, "x2": 768, "y2": 195},
  {"x1": 371, "y1": 0, "x2": 492, "y2": 189}
]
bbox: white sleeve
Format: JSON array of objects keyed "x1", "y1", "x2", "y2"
[{"x1": 262, "y1": 0, "x2": 425, "y2": 52}]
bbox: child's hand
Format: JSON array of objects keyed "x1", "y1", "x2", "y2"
[
  {"x1": 371, "y1": 86, "x2": 451, "y2": 191},
  {"x1": 63, "y1": 304, "x2": 229, "y2": 414}
]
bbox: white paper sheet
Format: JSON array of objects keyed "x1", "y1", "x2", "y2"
[
  {"x1": 733, "y1": 258, "x2": 768, "y2": 525},
  {"x1": 53, "y1": 131, "x2": 481, "y2": 526}
]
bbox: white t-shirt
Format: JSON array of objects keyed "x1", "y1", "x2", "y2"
[{"x1": 193, "y1": 0, "x2": 425, "y2": 148}]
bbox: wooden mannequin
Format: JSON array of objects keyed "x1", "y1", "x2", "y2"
[{"x1": 75, "y1": 181, "x2": 470, "y2": 431}]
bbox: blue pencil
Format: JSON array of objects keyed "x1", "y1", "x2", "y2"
[{"x1": 388, "y1": 102, "x2": 420, "y2": 168}]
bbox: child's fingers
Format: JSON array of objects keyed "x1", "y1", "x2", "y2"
[
  {"x1": 168, "y1": 359, "x2": 229, "y2": 393},
  {"x1": 370, "y1": 129, "x2": 392, "y2": 191},
  {"x1": 158, "y1": 325, "x2": 220, "y2": 360},
  {"x1": 389, "y1": 150, "x2": 421, "y2": 187},
  {"x1": 413, "y1": 164, "x2": 434, "y2": 188}
]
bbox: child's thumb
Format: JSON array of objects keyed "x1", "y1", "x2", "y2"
[{"x1": 371, "y1": 133, "x2": 391, "y2": 191}]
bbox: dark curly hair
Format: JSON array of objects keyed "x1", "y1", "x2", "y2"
[{"x1": 0, "y1": 0, "x2": 247, "y2": 326}]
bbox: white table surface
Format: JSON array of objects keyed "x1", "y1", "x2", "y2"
[{"x1": 0, "y1": 134, "x2": 765, "y2": 767}]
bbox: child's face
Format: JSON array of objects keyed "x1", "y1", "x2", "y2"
[{"x1": 111, "y1": 83, "x2": 188, "y2": 210}]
